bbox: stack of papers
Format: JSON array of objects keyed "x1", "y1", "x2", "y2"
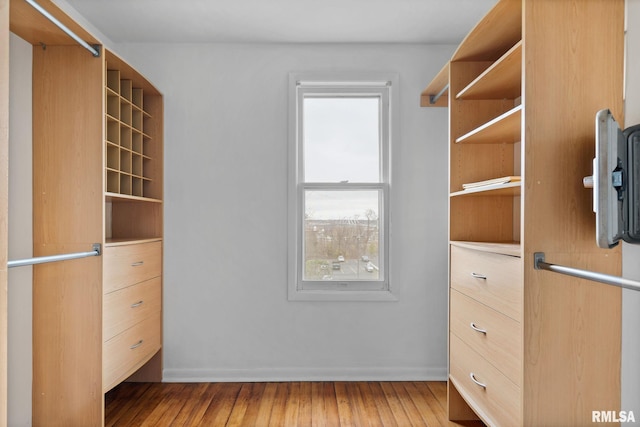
[{"x1": 462, "y1": 176, "x2": 521, "y2": 190}]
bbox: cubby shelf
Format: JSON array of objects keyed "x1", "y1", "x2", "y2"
[{"x1": 104, "y1": 59, "x2": 160, "y2": 201}]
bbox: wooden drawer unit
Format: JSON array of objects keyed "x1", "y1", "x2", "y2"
[
  {"x1": 450, "y1": 245, "x2": 522, "y2": 320},
  {"x1": 103, "y1": 277, "x2": 161, "y2": 342},
  {"x1": 450, "y1": 334, "x2": 521, "y2": 427},
  {"x1": 104, "y1": 240, "x2": 162, "y2": 293},
  {"x1": 103, "y1": 312, "x2": 161, "y2": 393},
  {"x1": 450, "y1": 289, "x2": 521, "y2": 386}
]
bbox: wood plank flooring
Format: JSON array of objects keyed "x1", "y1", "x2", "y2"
[{"x1": 105, "y1": 381, "x2": 484, "y2": 426}]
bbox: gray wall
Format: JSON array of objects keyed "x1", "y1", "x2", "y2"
[
  {"x1": 622, "y1": 0, "x2": 640, "y2": 421},
  {"x1": 116, "y1": 42, "x2": 452, "y2": 381},
  {"x1": 8, "y1": 33, "x2": 32, "y2": 427}
]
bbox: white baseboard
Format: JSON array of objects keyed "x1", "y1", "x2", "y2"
[{"x1": 162, "y1": 366, "x2": 447, "y2": 383}]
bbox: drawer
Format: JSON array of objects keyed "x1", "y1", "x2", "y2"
[
  {"x1": 103, "y1": 311, "x2": 161, "y2": 392},
  {"x1": 450, "y1": 334, "x2": 521, "y2": 427},
  {"x1": 450, "y1": 245, "x2": 522, "y2": 320},
  {"x1": 450, "y1": 289, "x2": 521, "y2": 386},
  {"x1": 104, "y1": 241, "x2": 162, "y2": 294},
  {"x1": 103, "y1": 277, "x2": 162, "y2": 342}
]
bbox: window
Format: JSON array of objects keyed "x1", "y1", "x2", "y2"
[{"x1": 288, "y1": 73, "x2": 396, "y2": 301}]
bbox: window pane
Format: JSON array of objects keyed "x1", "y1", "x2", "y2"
[
  {"x1": 303, "y1": 97, "x2": 380, "y2": 183},
  {"x1": 303, "y1": 190, "x2": 380, "y2": 281}
]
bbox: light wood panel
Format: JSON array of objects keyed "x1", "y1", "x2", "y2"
[
  {"x1": 450, "y1": 335, "x2": 521, "y2": 427},
  {"x1": 450, "y1": 245, "x2": 522, "y2": 321},
  {"x1": 103, "y1": 277, "x2": 162, "y2": 341},
  {"x1": 9, "y1": 0, "x2": 99, "y2": 47},
  {"x1": 0, "y1": 0, "x2": 8, "y2": 424},
  {"x1": 522, "y1": 1, "x2": 624, "y2": 424},
  {"x1": 450, "y1": 289, "x2": 522, "y2": 385},
  {"x1": 451, "y1": 0, "x2": 521, "y2": 62},
  {"x1": 103, "y1": 240, "x2": 162, "y2": 293},
  {"x1": 32, "y1": 44, "x2": 104, "y2": 427},
  {"x1": 103, "y1": 312, "x2": 161, "y2": 393}
]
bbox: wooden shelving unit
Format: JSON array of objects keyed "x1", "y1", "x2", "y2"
[
  {"x1": 7, "y1": 1, "x2": 164, "y2": 425},
  {"x1": 421, "y1": 0, "x2": 625, "y2": 425}
]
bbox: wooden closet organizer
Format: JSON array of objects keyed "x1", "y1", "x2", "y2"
[
  {"x1": 5, "y1": 0, "x2": 164, "y2": 425},
  {"x1": 422, "y1": 0, "x2": 624, "y2": 425}
]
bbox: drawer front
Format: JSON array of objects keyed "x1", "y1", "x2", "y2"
[
  {"x1": 450, "y1": 334, "x2": 521, "y2": 427},
  {"x1": 450, "y1": 289, "x2": 522, "y2": 386},
  {"x1": 450, "y1": 245, "x2": 522, "y2": 320},
  {"x1": 104, "y1": 241, "x2": 162, "y2": 294},
  {"x1": 103, "y1": 277, "x2": 162, "y2": 342},
  {"x1": 103, "y1": 312, "x2": 161, "y2": 392}
]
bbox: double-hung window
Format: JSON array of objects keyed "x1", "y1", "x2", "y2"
[{"x1": 288, "y1": 74, "x2": 396, "y2": 301}]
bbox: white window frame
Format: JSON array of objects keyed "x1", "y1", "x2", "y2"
[{"x1": 287, "y1": 72, "x2": 398, "y2": 302}]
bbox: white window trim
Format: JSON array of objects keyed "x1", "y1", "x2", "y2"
[{"x1": 287, "y1": 72, "x2": 399, "y2": 302}]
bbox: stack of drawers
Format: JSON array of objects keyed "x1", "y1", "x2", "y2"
[
  {"x1": 103, "y1": 240, "x2": 162, "y2": 392},
  {"x1": 449, "y1": 245, "x2": 523, "y2": 426}
]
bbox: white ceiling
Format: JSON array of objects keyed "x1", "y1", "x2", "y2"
[{"x1": 63, "y1": 0, "x2": 497, "y2": 44}]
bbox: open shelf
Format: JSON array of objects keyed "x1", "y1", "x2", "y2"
[
  {"x1": 457, "y1": 41, "x2": 522, "y2": 100},
  {"x1": 105, "y1": 192, "x2": 162, "y2": 204},
  {"x1": 456, "y1": 105, "x2": 521, "y2": 144},
  {"x1": 105, "y1": 237, "x2": 163, "y2": 247}
]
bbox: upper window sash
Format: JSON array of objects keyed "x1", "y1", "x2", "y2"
[{"x1": 295, "y1": 85, "x2": 390, "y2": 186}]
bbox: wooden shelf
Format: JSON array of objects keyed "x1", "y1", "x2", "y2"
[
  {"x1": 421, "y1": 62, "x2": 449, "y2": 107},
  {"x1": 450, "y1": 181, "x2": 521, "y2": 197},
  {"x1": 457, "y1": 41, "x2": 522, "y2": 100},
  {"x1": 450, "y1": 240, "x2": 521, "y2": 257},
  {"x1": 105, "y1": 237, "x2": 163, "y2": 247},
  {"x1": 456, "y1": 105, "x2": 521, "y2": 144},
  {"x1": 105, "y1": 192, "x2": 162, "y2": 204},
  {"x1": 451, "y1": 0, "x2": 522, "y2": 62}
]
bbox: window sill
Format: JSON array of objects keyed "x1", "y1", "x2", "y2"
[{"x1": 288, "y1": 288, "x2": 398, "y2": 302}]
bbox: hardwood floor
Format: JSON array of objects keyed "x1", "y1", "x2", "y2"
[{"x1": 105, "y1": 381, "x2": 484, "y2": 426}]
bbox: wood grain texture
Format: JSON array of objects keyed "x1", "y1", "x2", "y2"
[
  {"x1": 521, "y1": 0, "x2": 624, "y2": 425},
  {"x1": 9, "y1": 0, "x2": 100, "y2": 47},
  {"x1": 105, "y1": 382, "x2": 485, "y2": 427},
  {"x1": 32, "y1": 44, "x2": 104, "y2": 427}
]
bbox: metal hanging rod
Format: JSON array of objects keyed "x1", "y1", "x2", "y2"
[
  {"x1": 24, "y1": 0, "x2": 101, "y2": 57},
  {"x1": 430, "y1": 83, "x2": 449, "y2": 105},
  {"x1": 8, "y1": 243, "x2": 101, "y2": 268},
  {"x1": 534, "y1": 252, "x2": 640, "y2": 292}
]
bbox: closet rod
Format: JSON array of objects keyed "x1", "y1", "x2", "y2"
[
  {"x1": 430, "y1": 83, "x2": 449, "y2": 105},
  {"x1": 24, "y1": 0, "x2": 101, "y2": 57},
  {"x1": 8, "y1": 243, "x2": 101, "y2": 268},
  {"x1": 534, "y1": 252, "x2": 640, "y2": 292}
]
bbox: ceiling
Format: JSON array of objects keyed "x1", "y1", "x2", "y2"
[{"x1": 63, "y1": 0, "x2": 498, "y2": 44}]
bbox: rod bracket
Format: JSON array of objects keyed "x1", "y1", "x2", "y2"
[
  {"x1": 533, "y1": 252, "x2": 545, "y2": 270},
  {"x1": 90, "y1": 44, "x2": 101, "y2": 58},
  {"x1": 92, "y1": 243, "x2": 102, "y2": 256}
]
